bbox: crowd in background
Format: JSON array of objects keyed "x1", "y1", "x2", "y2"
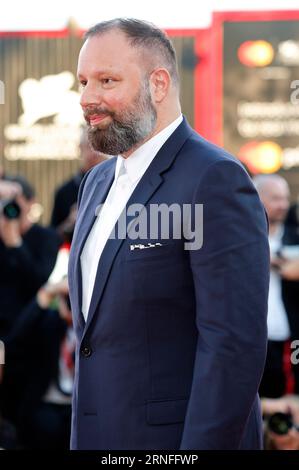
[
  {"x1": 1, "y1": 130, "x2": 299, "y2": 449},
  {"x1": 253, "y1": 175, "x2": 299, "y2": 450},
  {"x1": 0, "y1": 130, "x2": 106, "y2": 448}
]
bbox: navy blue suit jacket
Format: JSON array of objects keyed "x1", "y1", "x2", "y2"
[{"x1": 68, "y1": 118, "x2": 269, "y2": 450}]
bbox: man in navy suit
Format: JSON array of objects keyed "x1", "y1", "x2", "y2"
[{"x1": 68, "y1": 18, "x2": 269, "y2": 450}]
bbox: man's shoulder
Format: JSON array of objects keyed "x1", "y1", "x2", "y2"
[
  {"x1": 80, "y1": 157, "x2": 116, "y2": 190},
  {"x1": 185, "y1": 130, "x2": 241, "y2": 167},
  {"x1": 85, "y1": 157, "x2": 116, "y2": 184},
  {"x1": 77, "y1": 157, "x2": 116, "y2": 206},
  {"x1": 176, "y1": 129, "x2": 246, "y2": 183}
]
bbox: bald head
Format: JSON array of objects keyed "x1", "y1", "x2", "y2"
[
  {"x1": 78, "y1": 19, "x2": 181, "y2": 156},
  {"x1": 253, "y1": 174, "x2": 290, "y2": 225}
]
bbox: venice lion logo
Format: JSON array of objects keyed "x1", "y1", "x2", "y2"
[{"x1": 18, "y1": 71, "x2": 84, "y2": 126}]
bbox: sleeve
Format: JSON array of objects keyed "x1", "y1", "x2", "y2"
[{"x1": 180, "y1": 159, "x2": 270, "y2": 450}]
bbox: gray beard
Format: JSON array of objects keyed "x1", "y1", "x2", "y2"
[{"x1": 87, "y1": 86, "x2": 157, "y2": 155}]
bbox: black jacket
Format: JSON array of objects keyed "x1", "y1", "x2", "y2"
[
  {"x1": 0, "y1": 224, "x2": 60, "y2": 338},
  {"x1": 2, "y1": 299, "x2": 68, "y2": 423},
  {"x1": 51, "y1": 173, "x2": 83, "y2": 228}
]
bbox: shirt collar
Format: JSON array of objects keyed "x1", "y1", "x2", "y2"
[{"x1": 114, "y1": 115, "x2": 183, "y2": 184}]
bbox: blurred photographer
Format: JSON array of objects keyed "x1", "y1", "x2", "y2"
[
  {"x1": 3, "y1": 278, "x2": 74, "y2": 449},
  {"x1": 50, "y1": 128, "x2": 107, "y2": 242},
  {"x1": 0, "y1": 179, "x2": 21, "y2": 200},
  {"x1": 262, "y1": 395, "x2": 299, "y2": 450},
  {"x1": 0, "y1": 176, "x2": 60, "y2": 337},
  {"x1": 0, "y1": 175, "x2": 60, "y2": 426},
  {"x1": 254, "y1": 175, "x2": 299, "y2": 396}
]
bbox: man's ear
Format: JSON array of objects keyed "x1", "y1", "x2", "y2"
[{"x1": 149, "y1": 68, "x2": 171, "y2": 103}]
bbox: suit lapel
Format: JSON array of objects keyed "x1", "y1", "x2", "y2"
[
  {"x1": 84, "y1": 171, "x2": 163, "y2": 333},
  {"x1": 71, "y1": 163, "x2": 116, "y2": 330},
  {"x1": 83, "y1": 118, "x2": 193, "y2": 334}
]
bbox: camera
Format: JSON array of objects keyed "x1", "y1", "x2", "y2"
[
  {"x1": 1, "y1": 200, "x2": 21, "y2": 219},
  {"x1": 268, "y1": 412, "x2": 299, "y2": 435}
]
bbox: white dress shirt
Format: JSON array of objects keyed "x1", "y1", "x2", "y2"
[
  {"x1": 267, "y1": 226, "x2": 291, "y2": 341},
  {"x1": 80, "y1": 115, "x2": 183, "y2": 320}
]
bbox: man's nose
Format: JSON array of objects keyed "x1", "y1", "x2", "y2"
[{"x1": 80, "y1": 83, "x2": 103, "y2": 108}]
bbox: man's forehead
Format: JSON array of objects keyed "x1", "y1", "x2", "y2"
[
  {"x1": 78, "y1": 32, "x2": 143, "y2": 75},
  {"x1": 81, "y1": 30, "x2": 134, "y2": 55}
]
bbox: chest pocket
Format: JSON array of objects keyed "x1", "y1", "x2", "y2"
[
  {"x1": 122, "y1": 241, "x2": 190, "y2": 304},
  {"x1": 125, "y1": 242, "x2": 179, "y2": 262}
]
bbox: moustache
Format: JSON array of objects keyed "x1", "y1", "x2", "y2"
[{"x1": 83, "y1": 107, "x2": 114, "y2": 123}]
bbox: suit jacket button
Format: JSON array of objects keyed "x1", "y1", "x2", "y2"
[{"x1": 81, "y1": 346, "x2": 92, "y2": 357}]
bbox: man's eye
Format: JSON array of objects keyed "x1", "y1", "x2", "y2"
[
  {"x1": 102, "y1": 78, "x2": 114, "y2": 85},
  {"x1": 80, "y1": 81, "x2": 87, "y2": 88}
]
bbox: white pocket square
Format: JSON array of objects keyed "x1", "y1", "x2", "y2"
[{"x1": 130, "y1": 242, "x2": 163, "y2": 251}]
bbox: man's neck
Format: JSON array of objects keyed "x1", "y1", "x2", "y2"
[{"x1": 122, "y1": 111, "x2": 181, "y2": 159}]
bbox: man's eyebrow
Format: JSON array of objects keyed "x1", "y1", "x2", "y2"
[{"x1": 77, "y1": 69, "x2": 119, "y2": 79}]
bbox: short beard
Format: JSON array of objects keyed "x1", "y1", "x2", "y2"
[{"x1": 86, "y1": 82, "x2": 157, "y2": 155}]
